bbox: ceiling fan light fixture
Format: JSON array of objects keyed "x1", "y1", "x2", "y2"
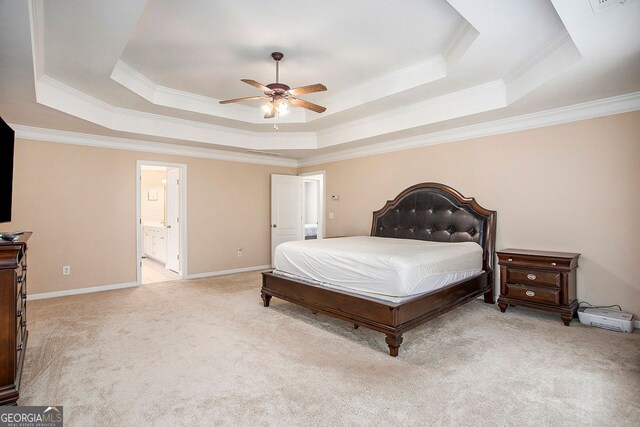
[
  {"x1": 262, "y1": 102, "x2": 274, "y2": 114},
  {"x1": 276, "y1": 100, "x2": 289, "y2": 116}
]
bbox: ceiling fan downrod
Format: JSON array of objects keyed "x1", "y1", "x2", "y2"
[{"x1": 272, "y1": 52, "x2": 283, "y2": 84}]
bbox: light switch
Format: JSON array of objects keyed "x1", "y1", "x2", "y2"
[{"x1": 328, "y1": 212, "x2": 335, "y2": 219}]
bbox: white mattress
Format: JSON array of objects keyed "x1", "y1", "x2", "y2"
[{"x1": 273, "y1": 236, "x2": 483, "y2": 302}]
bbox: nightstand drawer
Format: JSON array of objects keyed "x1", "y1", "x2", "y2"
[
  {"x1": 497, "y1": 252, "x2": 578, "y2": 271},
  {"x1": 506, "y1": 268, "x2": 560, "y2": 288},
  {"x1": 505, "y1": 283, "x2": 560, "y2": 305}
]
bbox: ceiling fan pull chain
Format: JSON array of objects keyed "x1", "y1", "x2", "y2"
[{"x1": 276, "y1": 59, "x2": 279, "y2": 84}]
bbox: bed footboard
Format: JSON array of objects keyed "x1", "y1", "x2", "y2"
[{"x1": 261, "y1": 271, "x2": 490, "y2": 356}]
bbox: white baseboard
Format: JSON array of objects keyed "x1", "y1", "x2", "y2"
[
  {"x1": 27, "y1": 281, "x2": 140, "y2": 301},
  {"x1": 26, "y1": 266, "x2": 270, "y2": 301},
  {"x1": 186, "y1": 265, "x2": 271, "y2": 279}
]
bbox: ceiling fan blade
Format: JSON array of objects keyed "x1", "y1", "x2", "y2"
[
  {"x1": 241, "y1": 79, "x2": 273, "y2": 93},
  {"x1": 219, "y1": 96, "x2": 265, "y2": 104},
  {"x1": 287, "y1": 84, "x2": 327, "y2": 96},
  {"x1": 289, "y1": 98, "x2": 326, "y2": 113}
]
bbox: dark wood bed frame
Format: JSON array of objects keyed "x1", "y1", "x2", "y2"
[{"x1": 261, "y1": 183, "x2": 497, "y2": 356}]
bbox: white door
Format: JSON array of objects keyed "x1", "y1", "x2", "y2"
[
  {"x1": 166, "y1": 168, "x2": 180, "y2": 273},
  {"x1": 271, "y1": 174, "x2": 303, "y2": 266}
]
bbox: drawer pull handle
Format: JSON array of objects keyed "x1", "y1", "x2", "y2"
[
  {"x1": 550, "y1": 262, "x2": 557, "y2": 266},
  {"x1": 525, "y1": 290, "x2": 535, "y2": 297},
  {"x1": 527, "y1": 274, "x2": 536, "y2": 280},
  {"x1": 508, "y1": 258, "x2": 513, "y2": 262}
]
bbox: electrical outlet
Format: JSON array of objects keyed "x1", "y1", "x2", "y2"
[
  {"x1": 62, "y1": 265, "x2": 71, "y2": 275},
  {"x1": 328, "y1": 212, "x2": 335, "y2": 219},
  {"x1": 237, "y1": 248, "x2": 243, "y2": 257}
]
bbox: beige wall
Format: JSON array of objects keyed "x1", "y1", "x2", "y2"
[
  {"x1": 5, "y1": 139, "x2": 294, "y2": 294},
  {"x1": 5, "y1": 111, "x2": 640, "y2": 317},
  {"x1": 300, "y1": 112, "x2": 640, "y2": 317},
  {"x1": 140, "y1": 169, "x2": 166, "y2": 223}
]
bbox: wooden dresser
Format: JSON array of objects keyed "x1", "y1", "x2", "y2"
[
  {"x1": 496, "y1": 248, "x2": 579, "y2": 326},
  {"x1": 0, "y1": 232, "x2": 31, "y2": 406}
]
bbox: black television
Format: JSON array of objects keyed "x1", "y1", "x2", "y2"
[{"x1": 0, "y1": 116, "x2": 14, "y2": 223}]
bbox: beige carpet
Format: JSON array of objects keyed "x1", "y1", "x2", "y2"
[{"x1": 21, "y1": 272, "x2": 640, "y2": 426}]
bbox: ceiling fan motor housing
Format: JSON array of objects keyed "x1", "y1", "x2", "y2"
[{"x1": 266, "y1": 83, "x2": 290, "y2": 94}]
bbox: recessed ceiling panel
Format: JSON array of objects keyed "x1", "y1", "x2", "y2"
[{"x1": 120, "y1": 0, "x2": 465, "y2": 101}]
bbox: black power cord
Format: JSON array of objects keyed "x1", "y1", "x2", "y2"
[{"x1": 578, "y1": 301, "x2": 623, "y2": 311}]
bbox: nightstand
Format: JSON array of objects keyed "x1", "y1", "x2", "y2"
[{"x1": 496, "y1": 249, "x2": 579, "y2": 326}]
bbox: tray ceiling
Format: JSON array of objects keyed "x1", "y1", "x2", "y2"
[{"x1": 1, "y1": 0, "x2": 639, "y2": 162}]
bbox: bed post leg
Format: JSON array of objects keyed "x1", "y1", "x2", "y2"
[
  {"x1": 261, "y1": 292, "x2": 272, "y2": 307},
  {"x1": 385, "y1": 334, "x2": 403, "y2": 357},
  {"x1": 484, "y1": 272, "x2": 495, "y2": 304},
  {"x1": 484, "y1": 287, "x2": 495, "y2": 304}
]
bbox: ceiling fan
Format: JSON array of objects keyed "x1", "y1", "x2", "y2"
[{"x1": 219, "y1": 52, "x2": 327, "y2": 119}]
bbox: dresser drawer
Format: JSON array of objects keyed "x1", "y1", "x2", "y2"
[
  {"x1": 0, "y1": 232, "x2": 31, "y2": 405},
  {"x1": 506, "y1": 268, "x2": 560, "y2": 288},
  {"x1": 505, "y1": 283, "x2": 560, "y2": 305}
]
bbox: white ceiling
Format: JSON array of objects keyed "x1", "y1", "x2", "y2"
[{"x1": 1, "y1": 0, "x2": 639, "y2": 163}]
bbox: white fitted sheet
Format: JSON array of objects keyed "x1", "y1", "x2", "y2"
[{"x1": 273, "y1": 236, "x2": 483, "y2": 301}]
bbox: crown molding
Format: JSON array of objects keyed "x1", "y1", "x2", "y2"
[
  {"x1": 35, "y1": 75, "x2": 318, "y2": 150},
  {"x1": 27, "y1": 0, "x2": 44, "y2": 80},
  {"x1": 316, "y1": 80, "x2": 507, "y2": 148},
  {"x1": 11, "y1": 91, "x2": 639, "y2": 169},
  {"x1": 10, "y1": 124, "x2": 299, "y2": 168},
  {"x1": 505, "y1": 30, "x2": 582, "y2": 103},
  {"x1": 299, "y1": 91, "x2": 640, "y2": 167},
  {"x1": 443, "y1": 22, "x2": 479, "y2": 64},
  {"x1": 322, "y1": 55, "x2": 447, "y2": 117},
  {"x1": 505, "y1": 30, "x2": 572, "y2": 84},
  {"x1": 110, "y1": 60, "x2": 308, "y2": 124},
  {"x1": 111, "y1": 55, "x2": 447, "y2": 124}
]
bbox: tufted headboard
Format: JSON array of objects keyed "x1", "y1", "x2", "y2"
[{"x1": 370, "y1": 183, "x2": 497, "y2": 273}]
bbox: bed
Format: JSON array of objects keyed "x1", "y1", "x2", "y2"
[
  {"x1": 304, "y1": 223, "x2": 317, "y2": 240},
  {"x1": 261, "y1": 182, "x2": 497, "y2": 356}
]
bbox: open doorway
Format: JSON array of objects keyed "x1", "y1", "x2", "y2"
[
  {"x1": 270, "y1": 171, "x2": 325, "y2": 266},
  {"x1": 300, "y1": 171, "x2": 325, "y2": 240},
  {"x1": 136, "y1": 161, "x2": 188, "y2": 284}
]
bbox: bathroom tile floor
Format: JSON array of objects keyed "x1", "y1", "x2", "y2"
[{"x1": 141, "y1": 257, "x2": 181, "y2": 284}]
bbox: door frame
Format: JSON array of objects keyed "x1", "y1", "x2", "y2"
[
  {"x1": 299, "y1": 170, "x2": 326, "y2": 239},
  {"x1": 136, "y1": 160, "x2": 188, "y2": 284},
  {"x1": 165, "y1": 167, "x2": 181, "y2": 274}
]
